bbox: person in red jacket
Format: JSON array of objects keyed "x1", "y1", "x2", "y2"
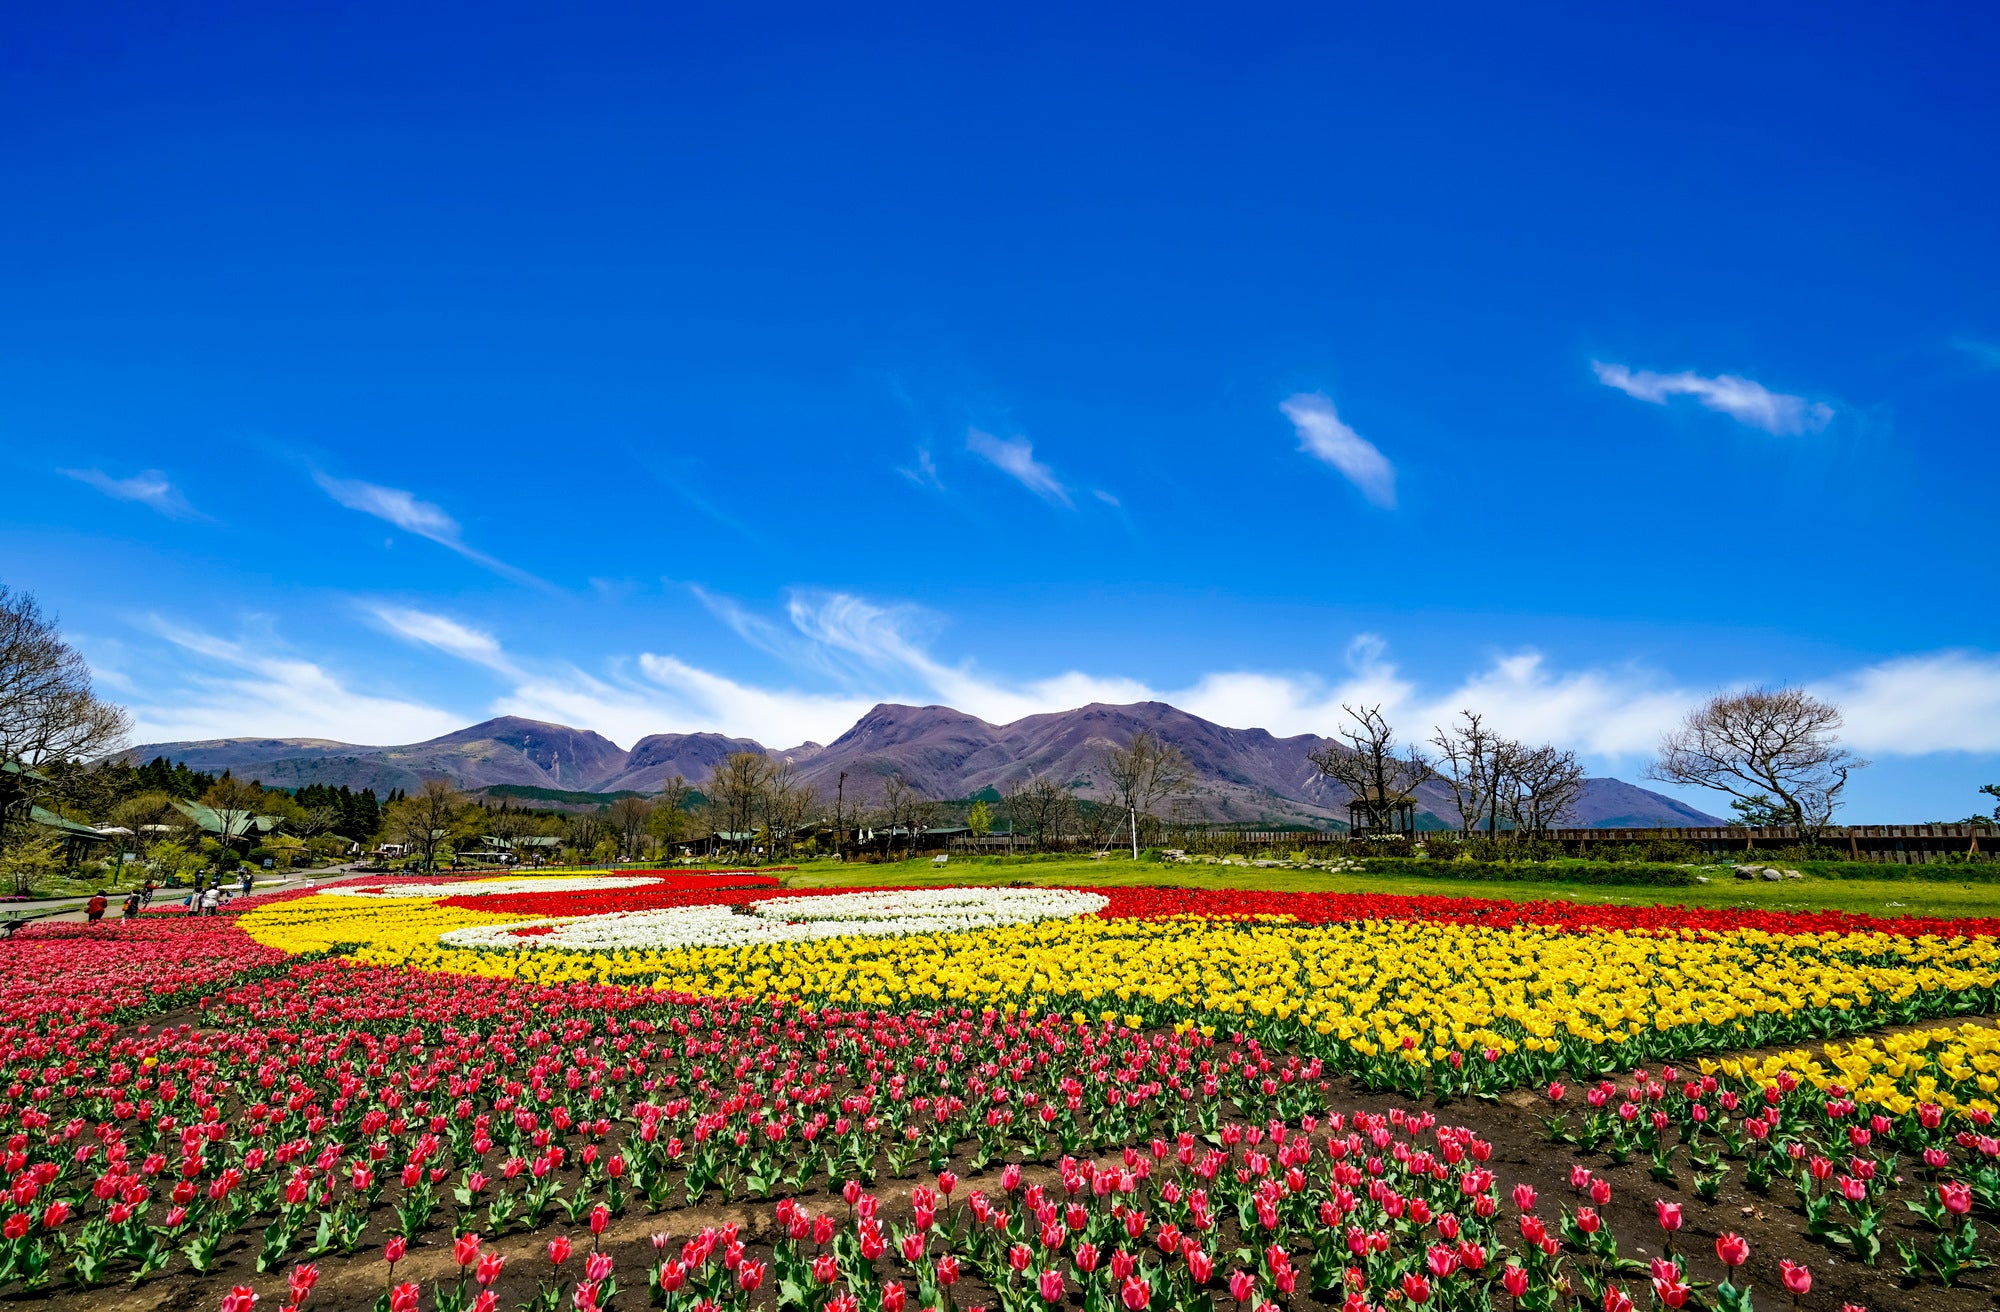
[{"x1": 85, "y1": 893, "x2": 107, "y2": 923}]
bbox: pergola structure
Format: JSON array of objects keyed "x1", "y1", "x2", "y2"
[{"x1": 1346, "y1": 788, "x2": 1417, "y2": 838}]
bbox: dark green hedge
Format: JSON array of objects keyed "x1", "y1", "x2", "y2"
[
  {"x1": 1797, "y1": 860, "x2": 2000, "y2": 882},
  {"x1": 1358, "y1": 858, "x2": 1696, "y2": 887}
]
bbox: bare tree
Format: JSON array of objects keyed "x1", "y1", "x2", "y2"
[
  {"x1": 1647, "y1": 688, "x2": 1866, "y2": 843},
  {"x1": 0, "y1": 587, "x2": 131, "y2": 855},
  {"x1": 606, "y1": 795, "x2": 655, "y2": 859},
  {"x1": 705, "y1": 753, "x2": 773, "y2": 855},
  {"x1": 1430, "y1": 711, "x2": 1497, "y2": 835},
  {"x1": 0, "y1": 587, "x2": 131, "y2": 769},
  {"x1": 1073, "y1": 800, "x2": 1118, "y2": 852},
  {"x1": 1309, "y1": 705, "x2": 1434, "y2": 834},
  {"x1": 758, "y1": 763, "x2": 817, "y2": 859},
  {"x1": 563, "y1": 810, "x2": 610, "y2": 862},
  {"x1": 872, "y1": 772, "x2": 934, "y2": 859},
  {"x1": 1509, "y1": 743, "x2": 1586, "y2": 838},
  {"x1": 486, "y1": 806, "x2": 537, "y2": 861},
  {"x1": 292, "y1": 805, "x2": 340, "y2": 842},
  {"x1": 389, "y1": 778, "x2": 464, "y2": 871},
  {"x1": 1102, "y1": 732, "x2": 1193, "y2": 857},
  {"x1": 1003, "y1": 773, "x2": 1075, "y2": 850},
  {"x1": 202, "y1": 776, "x2": 267, "y2": 860}
]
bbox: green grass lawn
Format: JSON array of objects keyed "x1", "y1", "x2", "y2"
[{"x1": 773, "y1": 852, "x2": 2000, "y2": 918}]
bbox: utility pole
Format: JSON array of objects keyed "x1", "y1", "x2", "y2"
[{"x1": 836, "y1": 771, "x2": 847, "y2": 862}]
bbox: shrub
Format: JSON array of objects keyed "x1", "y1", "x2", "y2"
[
  {"x1": 1797, "y1": 860, "x2": 2000, "y2": 882},
  {"x1": 1358, "y1": 858, "x2": 1696, "y2": 887}
]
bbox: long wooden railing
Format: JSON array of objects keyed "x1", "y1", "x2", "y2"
[{"x1": 950, "y1": 824, "x2": 1991, "y2": 863}]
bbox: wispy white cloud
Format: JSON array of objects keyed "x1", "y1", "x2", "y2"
[
  {"x1": 1592, "y1": 361, "x2": 1833, "y2": 435},
  {"x1": 60, "y1": 468, "x2": 203, "y2": 519},
  {"x1": 668, "y1": 591, "x2": 1998, "y2": 763},
  {"x1": 115, "y1": 590, "x2": 2000, "y2": 783},
  {"x1": 1281, "y1": 394, "x2": 1396, "y2": 508},
  {"x1": 897, "y1": 447, "x2": 944, "y2": 490},
  {"x1": 1954, "y1": 339, "x2": 2000, "y2": 370},
  {"x1": 485, "y1": 654, "x2": 882, "y2": 749},
  {"x1": 128, "y1": 620, "x2": 462, "y2": 745},
  {"x1": 1814, "y1": 651, "x2": 2000, "y2": 754},
  {"x1": 966, "y1": 429, "x2": 1072, "y2": 507},
  {"x1": 369, "y1": 606, "x2": 517, "y2": 674},
  {"x1": 313, "y1": 473, "x2": 547, "y2": 587},
  {"x1": 1425, "y1": 652, "x2": 1693, "y2": 756}
]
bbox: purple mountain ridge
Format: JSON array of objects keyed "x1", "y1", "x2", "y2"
[{"x1": 116, "y1": 702, "x2": 1721, "y2": 828}]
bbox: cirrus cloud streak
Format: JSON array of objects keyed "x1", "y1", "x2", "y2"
[{"x1": 1592, "y1": 360, "x2": 1833, "y2": 435}]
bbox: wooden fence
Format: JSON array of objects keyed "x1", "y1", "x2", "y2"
[{"x1": 950, "y1": 824, "x2": 1993, "y2": 863}]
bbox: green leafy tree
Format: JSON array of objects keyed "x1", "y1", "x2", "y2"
[
  {"x1": 1728, "y1": 794, "x2": 1786, "y2": 828},
  {"x1": 967, "y1": 800, "x2": 992, "y2": 837},
  {"x1": 646, "y1": 776, "x2": 692, "y2": 849},
  {"x1": 0, "y1": 834, "x2": 65, "y2": 896}
]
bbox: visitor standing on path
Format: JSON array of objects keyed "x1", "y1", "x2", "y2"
[
  {"x1": 85, "y1": 893, "x2": 106, "y2": 923},
  {"x1": 199, "y1": 886, "x2": 220, "y2": 916},
  {"x1": 121, "y1": 891, "x2": 141, "y2": 921}
]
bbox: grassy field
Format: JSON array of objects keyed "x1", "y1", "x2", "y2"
[{"x1": 770, "y1": 852, "x2": 2000, "y2": 918}]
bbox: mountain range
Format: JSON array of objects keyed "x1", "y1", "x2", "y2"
[{"x1": 117, "y1": 702, "x2": 1721, "y2": 829}]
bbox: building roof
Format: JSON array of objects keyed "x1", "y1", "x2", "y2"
[
  {"x1": 30, "y1": 806, "x2": 110, "y2": 841},
  {"x1": 171, "y1": 800, "x2": 282, "y2": 838}
]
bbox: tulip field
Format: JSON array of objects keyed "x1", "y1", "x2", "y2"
[{"x1": 5, "y1": 871, "x2": 2000, "y2": 1312}]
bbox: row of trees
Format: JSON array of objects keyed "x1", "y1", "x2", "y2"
[
  {"x1": 1306, "y1": 685, "x2": 1875, "y2": 843},
  {"x1": 1306, "y1": 705, "x2": 1587, "y2": 839}
]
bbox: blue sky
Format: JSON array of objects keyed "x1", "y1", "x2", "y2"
[{"x1": 3, "y1": 3, "x2": 1996, "y2": 819}]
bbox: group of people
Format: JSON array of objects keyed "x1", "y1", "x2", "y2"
[
  {"x1": 81, "y1": 868, "x2": 260, "y2": 923},
  {"x1": 83, "y1": 884, "x2": 150, "y2": 922}
]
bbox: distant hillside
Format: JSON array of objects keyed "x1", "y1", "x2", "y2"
[{"x1": 118, "y1": 703, "x2": 1722, "y2": 828}]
